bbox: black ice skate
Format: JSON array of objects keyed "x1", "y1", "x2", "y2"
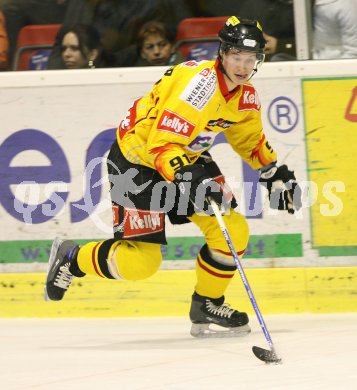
[
  {"x1": 189, "y1": 292, "x2": 251, "y2": 338},
  {"x1": 44, "y1": 238, "x2": 80, "y2": 301}
]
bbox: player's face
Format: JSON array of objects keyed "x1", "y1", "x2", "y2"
[{"x1": 221, "y1": 49, "x2": 258, "y2": 89}]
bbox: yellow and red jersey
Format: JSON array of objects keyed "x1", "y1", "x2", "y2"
[{"x1": 117, "y1": 59, "x2": 277, "y2": 181}]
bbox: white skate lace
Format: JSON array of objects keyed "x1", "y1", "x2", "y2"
[
  {"x1": 206, "y1": 301, "x2": 235, "y2": 318},
  {"x1": 54, "y1": 263, "x2": 74, "y2": 290}
]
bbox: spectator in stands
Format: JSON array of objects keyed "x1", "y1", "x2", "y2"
[
  {"x1": 52, "y1": 24, "x2": 101, "y2": 69},
  {"x1": 160, "y1": 0, "x2": 296, "y2": 62},
  {"x1": 237, "y1": 0, "x2": 296, "y2": 61},
  {"x1": 312, "y1": 0, "x2": 357, "y2": 59},
  {"x1": 83, "y1": 0, "x2": 166, "y2": 67},
  {"x1": 262, "y1": 30, "x2": 295, "y2": 62},
  {"x1": 46, "y1": 0, "x2": 97, "y2": 69},
  {"x1": 134, "y1": 20, "x2": 184, "y2": 66},
  {"x1": 48, "y1": 0, "x2": 167, "y2": 68},
  {"x1": 0, "y1": 0, "x2": 68, "y2": 67},
  {"x1": 0, "y1": 9, "x2": 8, "y2": 70}
]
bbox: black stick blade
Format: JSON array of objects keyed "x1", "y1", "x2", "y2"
[{"x1": 252, "y1": 346, "x2": 282, "y2": 364}]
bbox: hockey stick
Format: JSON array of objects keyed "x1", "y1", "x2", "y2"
[{"x1": 210, "y1": 200, "x2": 282, "y2": 364}]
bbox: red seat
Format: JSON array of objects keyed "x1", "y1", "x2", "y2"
[
  {"x1": 13, "y1": 24, "x2": 61, "y2": 70},
  {"x1": 175, "y1": 17, "x2": 228, "y2": 60}
]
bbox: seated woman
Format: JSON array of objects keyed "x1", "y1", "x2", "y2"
[{"x1": 50, "y1": 24, "x2": 101, "y2": 69}]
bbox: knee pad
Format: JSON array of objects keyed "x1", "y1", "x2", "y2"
[
  {"x1": 110, "y1": 241, "x2": 163, "y2": 281},
  {"x1": 78, "y1": 239, "x2": 162, "y2": 280}
]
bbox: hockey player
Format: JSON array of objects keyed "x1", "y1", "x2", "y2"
[{"x1": 45, "y1": 16, "x2": 301, "y2": 337}]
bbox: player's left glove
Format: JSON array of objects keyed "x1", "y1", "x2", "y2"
[{"x1": 259, "y1": 164, "x2": 302, "y2": 214}]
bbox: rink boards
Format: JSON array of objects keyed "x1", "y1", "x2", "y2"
[
  {"x1": 1, "y1": 267, "x2": 356, "y2": 317},
  {"x1": 1, "y1": 61, "x2": 357, "y2": 317}
]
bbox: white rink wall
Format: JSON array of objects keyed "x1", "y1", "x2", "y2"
[{"x1": 1, "y1": 60, "x2": 357, "y2": 269}]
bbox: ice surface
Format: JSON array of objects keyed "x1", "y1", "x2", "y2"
[{"x1": 0, "y1": 314, "x2": 356, "y2": 390}]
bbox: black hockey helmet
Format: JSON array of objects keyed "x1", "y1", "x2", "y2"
[
  {"x1": 218, "y1": 16, "x2": 266, "y2": 80},
  {"x1": 218, "y1": 16, "x2": 266, "y2": 54}
]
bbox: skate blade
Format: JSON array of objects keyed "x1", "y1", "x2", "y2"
[
  {"x1": 44, "y1": 237, "x2": 63, "y2": 301},
  {"x1": 190, "y1": 323, "x2": 251, "y2": 338}
]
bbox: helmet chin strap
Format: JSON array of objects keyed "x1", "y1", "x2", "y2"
[
  {"x1": 248, "y1": 68, "x2": 258, "y2": 81},
  {"x1": 218, "y1": 58, "x2": 232, "y2": 82},
  {"x1": 218, "y1": 48, "x2": 237, "y2": 85}
]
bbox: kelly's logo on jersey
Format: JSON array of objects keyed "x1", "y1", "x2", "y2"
[
  {"x1": 238, "y1": 84, "x2": 260, "y2": 112},
  {"x1": 122, "y1": 208, "x2": 164, "y2": 238},
  {"x1": 157, "y1": 110, "x2": 195, "y2": 137}
]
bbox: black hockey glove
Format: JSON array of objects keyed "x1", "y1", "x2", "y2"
[
  {"x1": 259, "y1": 164, "x2": 302, "y2": 214},
  {"x1": 173, "y1": 164, "x2": 224, "y2": 215}
]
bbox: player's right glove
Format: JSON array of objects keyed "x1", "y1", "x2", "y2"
[
  {"x1": 173, "y1": 164, "x2": 224, "y2": 215},
  {"x1": 259, "y1": 164, "x2": 302, "y2": 214}
]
